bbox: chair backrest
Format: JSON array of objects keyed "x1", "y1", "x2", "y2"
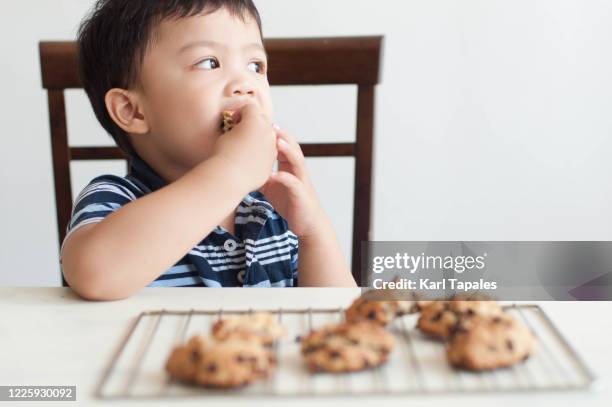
[{"x1": 39, "y1": 36, "x2": 383, "y2": 286}]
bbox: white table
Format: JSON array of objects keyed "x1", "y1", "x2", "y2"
[{"x1": 1, "y1": 288, "x2": 611, "y2": 406}]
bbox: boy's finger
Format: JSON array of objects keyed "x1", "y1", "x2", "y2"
[
  {"x1": 275, "y1": 127, "x2": 304, "y2": 159},
  {"x1": 269, "y1": 171, "x2": 303, "y2": 199},
  {"x1": 277, "y1": 137, "x2": 306, "y2": 181},
  {"x1": 277, "y1": 149, "x2": 295, "y2": 175}
]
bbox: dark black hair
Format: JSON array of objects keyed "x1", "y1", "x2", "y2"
[{"x1": 77, "y1": 0, "x2": 263, "y2": 157}]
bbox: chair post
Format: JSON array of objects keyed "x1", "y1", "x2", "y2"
[
  {"x1": 352, "y1": 85, "x2": 375, "y2": 286},
  {"x1": 48, "y1": 90, "x2": 72, "y2": 287}
]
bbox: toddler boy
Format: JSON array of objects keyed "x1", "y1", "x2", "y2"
[{"x1": 60, "y1": 0, "x2": 356, "y2": 300}]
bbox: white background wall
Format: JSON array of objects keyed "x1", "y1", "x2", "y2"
[{"x1": 1, "y1": 0, "x2": 611, "y2": 286}]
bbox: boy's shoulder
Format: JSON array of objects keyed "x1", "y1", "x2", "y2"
[
  {"x1": 73, "y1": 173, "x2": 149, "y2": 207},
  {"x1": 92, "y1": 172, "x2": 147, "y2": 192}
]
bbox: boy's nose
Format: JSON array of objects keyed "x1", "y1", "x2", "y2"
[{"x1": 227, "y1": 79, "x2": 256, "y2": 97}]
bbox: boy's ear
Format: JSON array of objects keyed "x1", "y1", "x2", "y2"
[{"x1": 104, "y1": 88, "x2": 149, "y2": 135}]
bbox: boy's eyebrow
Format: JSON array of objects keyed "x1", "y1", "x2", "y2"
[{"x1": 179, "y1": 40, "x2": 266, "y2": 55}]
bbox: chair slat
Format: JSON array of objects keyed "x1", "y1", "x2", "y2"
[
  {"x1": 40, "y1": 37, "x2": 382, "y2": 89},
  {"x1": 71, "y1": 147, "x2": 128, "y2": 160},
  {"x1": 69, "y1": 143, "x2": 355, "y2": 161}
]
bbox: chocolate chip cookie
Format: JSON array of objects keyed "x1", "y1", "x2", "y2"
[
  {"x1": 345, "y1": 297, "x2": 414, "y2": 326},
  {"x1": 300, "y1": 321, "x2": 395, "y2": 373},
  {"x1": 417, "y1": 299, "x2": 503, "y2": 339},
  {"x1": 446, "y1": 313, "x2": 537, "y2": 370},
  {"x1": 165, "y1": 335, "x2": 207, "y2": 383},
  {"x1": 165, "y1": 335, "x2": 276, "y2": 388},
  {"x1": 211, "y1": 312, "x2": 286, "y2": 346}
]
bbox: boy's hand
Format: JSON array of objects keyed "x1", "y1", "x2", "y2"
[
  {"x1": 212, "y1": 102, "x2": 277, "y2": 191},
  {"x1": 260, "y1": 127, "x2": 327, "y2": 238}
]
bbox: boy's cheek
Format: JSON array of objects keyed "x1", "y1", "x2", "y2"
[{"x1": 261, "y1": 96, "x2": 275, "y2": 119}]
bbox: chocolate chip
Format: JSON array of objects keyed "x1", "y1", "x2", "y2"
[
  {"x1": 466, "y1": 309, "x2": 476, "y2": 316},
  {"x1": 451, "y1": 322, "x2": 469, "y2": 335},
  {"x1": 302, "y1": 345, "x2": 318, "y2": 354},
  {"x1": 492, "y1": 317, "x2": 502, "y2": 323},
  {"x1": 236, "y1": 354, "x2": 254, "y2": 363},
  {"x1": 191, "y1": 350, "x2": 201, "y2": 362},
  {"x1": 367, "y1": 310, "x2": 378, "y2": 320},
  {"x1": 506, "y1": 339, "x2": 514, "y2": 351},
  {"x1": 206, "y1": 363, "x2": 217, "y2": 373},
  {"x1": 348, "y1": 338, "x2": 359, "y2": 345},
  {"x1": 431, "y1": 312, "x2": 443, "y2": 322},
  {"x1": 329, "y1": 350, "x2": 342, "y2": 358}
]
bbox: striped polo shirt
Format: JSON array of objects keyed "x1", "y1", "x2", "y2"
[{"x1": 60, "y1": 155, "x2": 299, "y2": 287}]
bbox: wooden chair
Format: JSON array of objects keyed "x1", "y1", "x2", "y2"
[{"x1": 39, "y1": 36, "x2": 383, "y2": 286}]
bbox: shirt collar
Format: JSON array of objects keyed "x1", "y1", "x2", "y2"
[
  {"x1": 129, "y1": 154, "x2": 168, "y2": 192},
  {"x1": 128, "y1": 154, "x2": 275, "y2": 218}
]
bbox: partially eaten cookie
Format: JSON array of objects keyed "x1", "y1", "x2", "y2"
[{"x1": 221, "y1": 111, "x2": 236, "y2": 133}]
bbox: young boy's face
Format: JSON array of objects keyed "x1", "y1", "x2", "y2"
[{"x1": 134, "y1": 8, "x2": 272, "y2": 178}]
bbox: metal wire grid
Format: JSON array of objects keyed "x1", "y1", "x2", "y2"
[{"x1": 95, "y1": 304, "x2": 596, "y2": 399}]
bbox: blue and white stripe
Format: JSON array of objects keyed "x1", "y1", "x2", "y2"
[{"x1": 60, "y1": 155, "x2": 299, "y2": 287}]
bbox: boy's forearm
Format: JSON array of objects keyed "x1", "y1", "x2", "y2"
[
  {"x1": 63, "y1": 156, "x2": 249, "y2": 300},
  {"x1": 296, "y1": 216, "x2": 357, "y2": 287}
]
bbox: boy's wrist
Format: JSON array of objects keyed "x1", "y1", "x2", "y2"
[
  {"x1": 297, "y1": 211, "x2": 334, "y2": 244},
  {"x1": 201, "y1": 154, "x2": 254, "y2": 196}
]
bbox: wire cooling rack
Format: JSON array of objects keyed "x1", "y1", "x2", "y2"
[{"x1": 95, "y1": 304, "x2": 596, "y2": 399}]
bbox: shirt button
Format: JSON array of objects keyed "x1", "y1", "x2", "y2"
[
  {"x1": 237, "y1": 270, "x2": 245, "y2": 284},
  {"x1": 224, "y1": 239, "x2": 237, "y2": 252}
]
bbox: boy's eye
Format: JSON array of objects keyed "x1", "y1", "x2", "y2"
[
  {"x1": 195, "y1": 57, "x2": 220, "y2": 70},
  {"x1": 248, "y1": 61, "x2": 265, "y2": 74}
]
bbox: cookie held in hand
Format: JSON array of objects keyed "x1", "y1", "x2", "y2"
[{"x1": 221, "y1": 111, "x2": 236, "y2": 133}]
